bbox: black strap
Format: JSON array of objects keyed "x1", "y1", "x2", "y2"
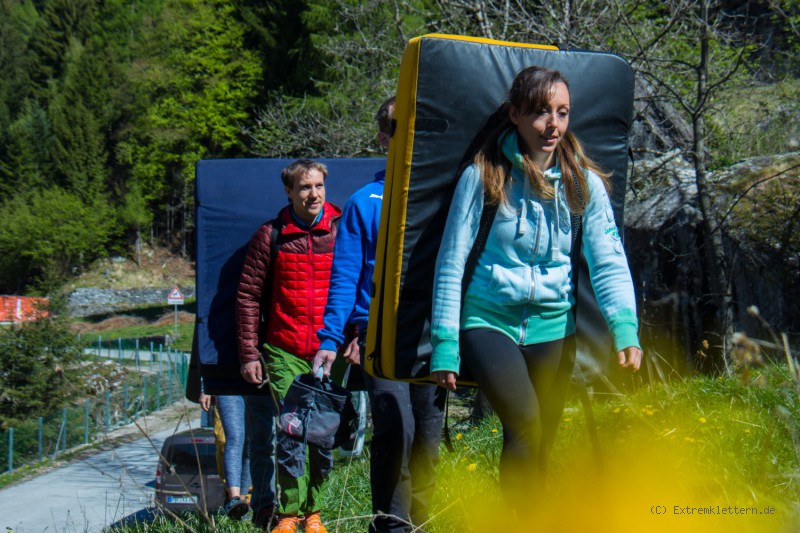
[
  {"x1": 461, "y1": 200, "x2": 498, "y2": 298},
  {"x1": 443, "y1": 390, "x2": 454, "y2": 452},
  {"x1": 570, "y1": 176, "x2": 584, "y2": 302},
  {"x1": 270, "y1": 218, "x2": 282, "y2": 264}
]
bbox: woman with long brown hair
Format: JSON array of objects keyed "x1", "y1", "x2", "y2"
[{"x1": 430, "y1": 65, "x2": 642, "y2": 511}]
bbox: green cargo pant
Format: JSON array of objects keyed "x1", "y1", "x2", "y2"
[{"x1": 264, "y1": 343, "x2": 333, "y2": 516}]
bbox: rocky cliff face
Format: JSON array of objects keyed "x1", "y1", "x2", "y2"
[{"x1": 623, "y1": 146, "x2": 800, "y2": 371}]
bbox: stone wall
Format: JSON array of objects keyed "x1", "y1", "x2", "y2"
[{"x1": 68, "y1": 287, "x2": 196, "y2": 317}]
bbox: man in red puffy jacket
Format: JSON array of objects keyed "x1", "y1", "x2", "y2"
[{"x1": 236, "y1": 159, "x2": 341, "y2": 533}]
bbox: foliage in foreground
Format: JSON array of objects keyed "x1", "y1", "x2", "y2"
[
  {"x1": 428, "y1": 366, "x2": 800, "y2": 532},
  {"x1": 112, "y1": 365, "x2": 800, "y2": 532},
  {"x1": 0, "y1": 298, "x2": 84, "y2": 428}
]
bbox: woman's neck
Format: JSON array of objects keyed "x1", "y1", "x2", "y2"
[{"x1": 531, "y1": 152, "x2": 555, "y2": 171}]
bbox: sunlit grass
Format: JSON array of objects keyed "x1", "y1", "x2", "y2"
[
  {"x1": 78, "y1": 321, "x2": 195, "y2": 353},
  {"x1": 74, "y1": 301, "x2": 196, "y2": 353},
  {"x1": 428, "y1": 365, "x2": 800, "y2": 532},
  {"x1": 111, "y1": 365, "x2": 800, "y2": 532}
]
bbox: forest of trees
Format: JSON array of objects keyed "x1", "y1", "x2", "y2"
[{"x1": 1, "y1": 0, "x2": 798, "y2": 301}]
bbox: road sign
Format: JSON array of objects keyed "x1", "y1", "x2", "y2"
[{"x1": 167, "y1": 286, "x2": 184, "y2": 305}]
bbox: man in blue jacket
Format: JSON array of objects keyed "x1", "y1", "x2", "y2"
[{"x1": 313, "y1": 96, "x2": 445, "y2": 533}]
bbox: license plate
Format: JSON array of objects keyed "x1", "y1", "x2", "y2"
[{"x1": 167, "y1": 495, "x2": 198, "y2": 504}]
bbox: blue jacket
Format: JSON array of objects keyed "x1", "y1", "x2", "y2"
[
  {"x1": 431, "y1": 132, "x2": 640, "y2": 374},
  {"x1": 317, "y1": 170, "x2": 385, "y2": 351}
]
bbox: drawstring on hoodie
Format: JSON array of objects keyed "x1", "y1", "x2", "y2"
[
  {"x1": 501, "y1": 129, "x2": 566, "y2": 261},
  {"x1": 519, "y1": 177, "x2": 530, "y2": 236},
  {"x1": 545, "y1": 169, "x2": 561, "y2": 263}
]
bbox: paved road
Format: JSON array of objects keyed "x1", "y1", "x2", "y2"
[{"x1": 0, "y1": 419, "x2": 199, "y2": 532}]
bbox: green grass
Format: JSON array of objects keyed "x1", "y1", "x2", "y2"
[
  {"x1": 79, "y1": 322, "x2": 195, "y2": 353},
  {"x1": 433, "y1": 367, "x2": 800, "y2": 532},
  {"x1": 107, "y1": 364, "x2": 800, "y2": 532},
  {"x1": 75, "y1": 300, "x2": 197, "y2": 353},
  {"x1": 708, "y1": 78, "x2": 800, "y2": 168},
  {"x1": 0, "y1": 460, "x2": 54, "y2": 487}
]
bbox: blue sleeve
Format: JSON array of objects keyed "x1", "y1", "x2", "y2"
[
  {"x1": 582, "y1": 171, "x2": 640, "y2": 352},
  {"x1": 430, "y1": 166, "x2": 484, "y2": 373},
  {"x1": 318, "y1": 194, "x2": 366, "y2": 351}
]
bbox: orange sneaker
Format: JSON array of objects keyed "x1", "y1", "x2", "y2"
[
  {"x1": 303, "y1": 511, "x2": 328, "y2": 533},
  {"x1": 271, "y1": 515, "x2": 300, "y2": 533}
]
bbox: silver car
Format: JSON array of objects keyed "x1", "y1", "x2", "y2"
[{"x1": 154, "y1": 428, "x2": 226, "y2": 513}]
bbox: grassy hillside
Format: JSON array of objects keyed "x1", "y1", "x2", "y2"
[
  {"x1": 65, "y1": 246, "x2": 196, "y2": 352},
  {"x1": 64, "y1": 245, "x2": 195, "y2": 292}
]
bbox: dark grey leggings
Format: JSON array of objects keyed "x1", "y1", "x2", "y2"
[{"x1": 460, "y1": 329, "x2": 575, "y2": 503}]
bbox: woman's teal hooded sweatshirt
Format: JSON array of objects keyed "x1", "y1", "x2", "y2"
[{"x1": 430, "y1": 131, "x2": 640, "y2": 375}]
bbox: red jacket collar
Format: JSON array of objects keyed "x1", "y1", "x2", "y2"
[{"x1": 278, "y1": 202, "x2": 341, "y2": 235}]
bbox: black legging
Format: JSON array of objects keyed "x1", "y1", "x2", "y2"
[{"x1": 460, "y1": 329, "x2": 575, "y2": 505}]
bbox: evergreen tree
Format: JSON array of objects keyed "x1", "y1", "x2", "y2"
[
  {"x1": 1, "y1": 100, "x2": 56, "y2": 201},
  {"x1": 0, "y1": 295, "x2": 83, "y2": 428},
  {"x1": 0, "y1": 0, "x2": 41, "y2": 193},
  {"x1": 0, "y1": 0, "x2": 39, "y2": 113},
  {"x1": 27, "y1": 0, "x2": 98, "y2": 92},
  {"x1": 234, "y1": 0, "x2": 320, "y2": 97},
  {"x1": 48, "y1": 38, "x2": 114, "y2": 199},
  {"x1": 117, "y1": 0, "x2": 261, "y2": 251}
]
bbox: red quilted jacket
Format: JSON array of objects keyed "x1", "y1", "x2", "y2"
[{"x1": 236, "y1": 203, "x2": 341, "y2": 362}]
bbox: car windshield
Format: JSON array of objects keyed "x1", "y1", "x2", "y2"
[{"x1": 166, "y1": 442, "x2": 218, "y2": 474}]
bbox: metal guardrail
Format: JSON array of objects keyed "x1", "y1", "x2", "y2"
[{"x1": 2, "y1": 344, "x2": 189, "y2": 475}]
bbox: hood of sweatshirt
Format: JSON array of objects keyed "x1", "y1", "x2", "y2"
[{"x1": 499, "y1": 130, "x2": 565, "y2": 262}]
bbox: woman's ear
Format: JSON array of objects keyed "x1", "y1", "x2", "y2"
[{"x1": 508, "y1": 106, "x2": 519, "y2": 125}]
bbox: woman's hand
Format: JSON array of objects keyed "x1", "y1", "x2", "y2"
[
  {"x1": 617, "y1": 346, "x2": 643, "y2": 371},
  {"x1": 432, "y1": 370, "x2": 457, "y2": 391}
]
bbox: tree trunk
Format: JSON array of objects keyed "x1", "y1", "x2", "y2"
[
  {"x1": 135, "y1": 227, "x2": 142, "y2": 268},
  {"x1": 693, "y1": 0, "x2": 733, "y2": 372}
]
